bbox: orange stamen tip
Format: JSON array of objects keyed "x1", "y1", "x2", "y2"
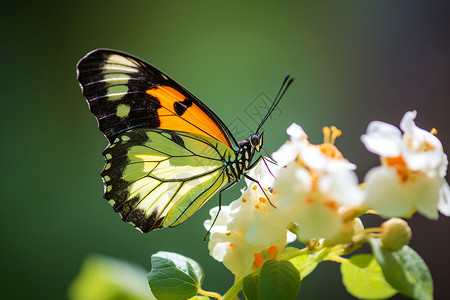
[
  {"x1": 330, "y1": 126, "x2": 342, "y2": 144},
  {"x1": 306, "y1": 197, "x2": 314, "y2": 204},
  {"x1": 268, "y1": 245, "x2": 278, "y2": 259},
  {"x1": 254, "y1": 204, "x2": 260, "y2": 209},
  {"x1": 318, "y1": 143, "x2": 344, "y2": 159},
  {"x1": 385, "y1": 156, "x2": 407, "y2": 168},
  {"x1": 228, "y1": 243, "x2": 237, "y2": 248},
  {"x1": 253, "y1": 253, "x2": 265, "y2": 268},
  {"x1": 242, "y1": 198, "x2": 247, "y2": 203},
  {"x1": 430, "y1": 128, "x2": 438, "y2": 135},
  {"x1": 259, "y1": 197, "x2": 266, "y2": 203},
  {"x1": 325, "y1": 200, "x2": 338, "y2": 211},
  {"x1": 252, "y1": 185, "x2": 258, "y2": 190},
  {"x1": 226, "y1": 231, "x2": 231, "y2": 236}
]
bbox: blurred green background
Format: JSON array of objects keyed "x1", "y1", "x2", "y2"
[{"x1": 2, "y1": 1, "x2": 450, "y2": 299}]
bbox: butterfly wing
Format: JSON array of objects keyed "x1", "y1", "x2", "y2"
[
  {"x1": 76, "y1": 48, "x2": 237, "y2": 148},
  {"x1": 77, "y1": 49, "x2": 237, "y2": 231},
  {"x1": 103, "y1": 128, "x2": 233, "y2": 232}
]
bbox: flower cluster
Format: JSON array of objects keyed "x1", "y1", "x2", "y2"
[
  {"x1": 204, "y1": 161, "x2": 296, "y2": 278},
  {"x1": 204, "y1": 111, "x2": 450, "y2": 278},
  {"x1": 362, "y1": 111, "x2": 450, "y2": 219}
]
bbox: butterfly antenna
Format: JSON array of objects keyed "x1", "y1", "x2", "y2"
[{"x1": 256, "y1": 75, "x2": 295, "y2": 134}]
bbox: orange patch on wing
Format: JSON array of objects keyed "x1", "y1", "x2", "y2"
[{"x1": 146, "y1": 86, "x2": 231, "y2": 147}]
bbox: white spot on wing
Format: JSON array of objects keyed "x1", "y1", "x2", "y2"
[{"x1": 105, "y1": 54, "x2": 140, "y2": 73}]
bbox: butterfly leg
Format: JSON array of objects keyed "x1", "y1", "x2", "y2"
[
  {"x1": 243, "y1": 174, "x2": 277, "y2": 208},
  {"x1": 203, "y1": 181, "x2": 237, "y2": 241}
]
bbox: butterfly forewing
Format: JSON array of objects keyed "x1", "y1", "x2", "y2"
[
  {"x1": 102, "y1": 128, "x2": 233, "y2": 232},
  {"x1": 77, "y1": 49, "x2": 236, "y2": 148}
]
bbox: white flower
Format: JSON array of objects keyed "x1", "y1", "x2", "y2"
[
  {"x1": 272, "y1": 123, "x2": 308, "y2": 166},
  {"x1": 275, "y1": 163, "x2": 363, "y2": 241},
  {"x1": 204, "y1": 160, "x2": 295, "y2": 278},
  {"x1": 273, "y1": 124, "x2": 363, "y2": 241},
  {"x1": 361, "y1": 111, "x2": 450, "y2": 218}
]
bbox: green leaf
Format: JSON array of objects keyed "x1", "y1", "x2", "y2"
[
  {"x1": 68, "y1": 254, "x2": 155, "y2": 300},
  {"x1": 148, "y1": 251, "x2": 204, "y2": 300},
  {"x1": 289, "y1": 253, "x2": 318, "y2": 279},
  {"x1": 370, "y1": 238, "x2": 433, "y2": 300},
  {"x1": 278, "y1": 247, "x2": 301, "y2": 259},
  {"x1": 243, "y1": 273, "x2": 260, "y2": 300},
  {"x1": 341, "y1": 254, "x2": 397, "y2": 299},
  {"x1": 258, "y1": 260, "x2": 301, "y2": 300},
  {"x1": 279, "y1": 248, "x2": 319, "y2": 279}
]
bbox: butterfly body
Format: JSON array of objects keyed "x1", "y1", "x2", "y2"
[{"x1": 77, "y1": 49, "x2": 265, "y2": 232}]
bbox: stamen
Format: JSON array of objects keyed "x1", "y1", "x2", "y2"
[
  {"x1": 318, "y1": 143, "x2": 344, "y2": 159},
  {"x1": 259, "y1": 197, "x2": 266, "y2": 204},
  {"x1": 330, "y1": 126, "x2": 342, "y2": 144},
  {"x1": 430, "y1": 128, "x2": 438, "y2": 135},
  {"x1": 322, "y1": 126, "x2": 331, "y2": 143},
  {"x1": 226, "y1": 231, "x2": 232, "y2": 236}
]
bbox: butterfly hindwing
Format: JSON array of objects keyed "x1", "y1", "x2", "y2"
[
  {"x1": 102, "y1": 128, "x2": 233, "y2": 232},
  {"x1": 77, "y1": 49, "x2": 237, "y2": 148}
]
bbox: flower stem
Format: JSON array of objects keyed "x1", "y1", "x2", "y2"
[
  {"x1": 198, "y1": 288, "x2": 222, "y2": 299},
  {"x1": 221, "y1": 277, "x2": 244, "y2": 300},
  {"x1": 327, "y1": 255, "x2": 348, "y2": 264},
  {"x1": 356, "y1": 227, "x2": 382, "y2": 234}
]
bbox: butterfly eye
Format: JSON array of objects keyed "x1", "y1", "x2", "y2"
[{"x1": 250, "y1": 135, "x2": 261, "y2": 147}]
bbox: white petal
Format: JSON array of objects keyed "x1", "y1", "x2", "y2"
[
  {"x1": 286, "y1": 230, "x2": 297, "y2": 243},
  {"x1": 272, "y1": 142, "x2": 299, "y2": 166},
  {"x1": 293, "y1": 201, "x2": 342, "y2": 241},
  {"x1": 364, "y1": 166, "x2": 440, "y2": 219},
  {"x1": 275, "y1": 163, "x2": 311, "y2": 209},
  {"x1": 399, "y1": 110, "x2": 417, "y2": 134},
  {"x1": 301, "y1": 146, "x2": 355, "y2": 173},
  {"x1": 222, "y1": 244, "x2": 256, "y2": 278},
  {"x1": 353, "y1": 218, "x2": 364, "y2": 232},
  {"x1": 361, "y1": 121, "x2": 402, "y2": 157},
  {"x1": 246, "y1": 214, "x2": 289, "y2": 249},
  {"x1": 364, "y1": 167, "x2": 414, "y2": 217},
  {"x1": 413, "y1": 174, "x2": 441, "y2": 220},
  {"x1": 319, "y1": 171, "x2": 364, "y2": 206},
  {"x1": 438, "y1": 181, "x2": 450, "y2": 216},
  {"x1": 245, "y1": 159, "x2": 280, "y2": 188},
  {"x1": 287, "y1": 123, "x2": 307, "y2": 139}
]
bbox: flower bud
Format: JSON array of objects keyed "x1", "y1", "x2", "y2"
[{"x1": 380, "y1": 218, "x2": 412, "y2": 251}]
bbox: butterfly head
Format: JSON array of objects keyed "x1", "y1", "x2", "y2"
[{"x1": 250, "y1": 132, "x2": 263, "y2": 152}]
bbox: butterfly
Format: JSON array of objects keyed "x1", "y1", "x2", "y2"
[{"x1": 77, "y1": 49, "x2": 293, "y2": 232}]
